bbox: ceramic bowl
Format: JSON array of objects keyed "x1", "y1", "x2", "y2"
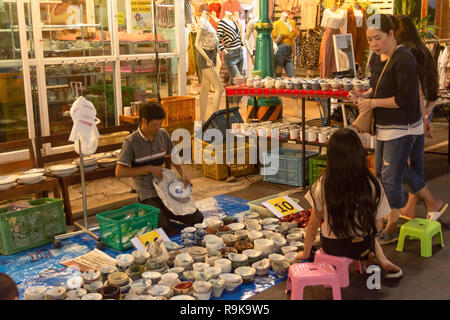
[
  {"x1": 108, "y1": 272, "x2": 130, "y2": 287},
  {"x1": 193, "y1": 262, "x2": 209, "y2": 273},
  {"x1": 281, "y1": 246, "x2": 298, "y2": 255},
  {"x1": 290, "y1": 241, "x2": 305, "y2": 251},
  {"x1": 175, "y1": 253, "x2": 194, "y2": 265},
  {"x1": 253, "y1": 80, "x2": 264, "y2": 88},
  {"x1": 160, "y1": 272, "x2": 179, "y2": 286},
  {"x1": 24, "y1": 286, "x2": 47, "y2": 300},
  {"x1": 116, "y1": 254, "x2": 134, "y2": 270},
  {"x1": 228, "y1": 222, "x2": 245, "y2": 232},
  {"x1": 192, "y1": 282, "x2": 212, "y2": 300},
  {"x1": 170, "y1": 295, "x2": 196, "y2": 300},
  {"x1": 81, "y1": 293, "x2": 103, "y2": 300},
  {"x1": 222, "y1": 216, "x2": 238, "y2": 225},
  {"x1": 272, "y1": 236, "x2": 287, "y2": 250},
  {"x1": 149, "y1": 284, "x2": 173, "y2": 298},
  {"x1": 164, "y1": 241, "x2": 181, "y2": 251},
  {"x1": 82, "y1": 270, "x2": 101, "y2": 284},
  {"x1": 219, "y1": 273, "x2": 243, "y2": 291},
  {"x1": 242, "y1": 249, "x2": 263, "y2": 260},
  {"x1": 252, "y1": 258, "x2": 270, "y2": 276},
  {"x1": 209, "y1": 278, "x2": 226, "y2": 298},
  {"x1": 146, "y1": 257, "x2": 166, "y2": 270},
  {"x1": 234, "y1": 240, "x2": 253, "y2": 253},
  {"x1": 284, "y1": 252, "x2": 300, "y2": 265},
  {"x1": 234, "y1": 266, "x2": 256, "y2": 283},
  {"x1": 182, "y1": 270, "x2": 196, "y2": 282},
  {"x1": 275, "y1": 79, "x2": 285, "y2": 89},
  {"x1": 205, "y1": 218, "x2": 223, "y2": 230},
  {"x1": 286, "y1": 233, "x2": 302, "y2": 244},
  {"x1": 67, "y1": 288, "x2": 87, "y2": 300},
  {"x1": 288, "y1": 228, "x2": 304, "y2": 235},
  {"x1": 248, "y1": 230, "x2": 264, "y2": 242},
  {"x1": 234, "y1": 229, "x2": 249, "y2": 241},
  {"x1": 66, "y1": 276, "x2": 84, "y2": 290},
  {"x1": 242, "y1": 212, "x2": 260, "y2": 221},
  {"x1": 214, "y1": 258, "x2": 232, "y2": 274},
  {"x1": 46, "y1": 286, "x2": 66, "y2": 300},
  {"x1": 261, "y1": 230, "x2": 275, "y2": 239},
  {"x1": 131, "y1": 250, "x2": 150, "y2": 265},
  {"x1": 233, "y1": 76, "x2": 246, "y2": 86},
  {"x1": 263, "y1": 224, "x2": 278, "y2": 232},
  {"x1": 99, "y1": 265, "x2": 118, "y2": 282},
  {"x1": 222, "y1": 234, "x2": 239, "y2": 247},
  {"x1": 126, "y1": 264, "x2": 146, "y2": 281},
  {"x1": 253, "y1": 239, "x2": 274, "y2": 257},
  {"x1": 228, "y1": 253, "x2": 249, "y2": 269},
  {"x1": 173, "y1": 281, "x2": 193, "y2": 295},
  {"x1": 279, "y1": 222, "x2": 296, "y2": 232},
  {"x1": 272, "y1": 260, "x2": 291, "y2": 278},
  {"x1": 268, "y1": 253, "x2": 286, "y2": 267},
  {"x1": 219, "y1": 247, "x2": 237, "y2": 257},
  {"x1": 141, "y1": 271, "x2": 162, "y2": 285},
  {"x1": 262, "y1": 218, "x2": 280, "y2": 225},
  {"x1": 204, "y1": 266, "x2": 222, "y2": 279},
  {"x1": 85, "y1": 280, "x2": 103, "y2": 293}
]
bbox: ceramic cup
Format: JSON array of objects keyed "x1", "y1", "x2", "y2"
[{"x1": 124, "y1": 107, "x2": 132, "y2": 116}]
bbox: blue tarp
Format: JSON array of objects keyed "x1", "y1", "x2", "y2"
[{"x1": 0, "y1": 195, "x2": 285, "y2": 300}]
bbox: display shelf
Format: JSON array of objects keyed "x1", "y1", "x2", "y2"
[
  {"x1": 46, "y1": 84, "x2": 68, "y2": 89},
  {"x1": 41, "y1": 24, "x2": 102, "y2": 31},
  {"x1": 49, "y1": 72, "x2": 104, "y2": 78}
]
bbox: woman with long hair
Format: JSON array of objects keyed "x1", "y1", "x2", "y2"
[
  {"x1": 296, "y1": 128, "x2": 402, "y2": 277},
  {"x1": 389, "y1": 15, "x2": 447, "y2": 221},
  {"x1": 352, "y1": 14, "x2": 424, "y2": 244}
]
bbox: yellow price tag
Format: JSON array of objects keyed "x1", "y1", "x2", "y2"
[
  {"x1": 262, "y1": 196, "x2": 303, "y2": 218},
  {"x1": 138, "y1": 230, "x2": 161, "y2": 247}
]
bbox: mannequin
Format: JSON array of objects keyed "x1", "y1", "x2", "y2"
[
  {"x1": 318, "y1": 0, "x2": 345, "y2": 78},
  {"x1": 244, "y1": 16, "x2": 259, "y2": 66},
  {"x1": 219, "y1": 0, "x2": 241, "y2": 19},
  {"x1": 217, "y1": 11, "x2": 244, "y2": 82},
  {"x1": 195, "y1": 10, "x2": 224, "y2": 122},
  {"x1": 344, "y1": 0, "x2": 367, "y2": 68},
  {"x1": 272, "y1": 12, "x2": 298, "y2": 78}
]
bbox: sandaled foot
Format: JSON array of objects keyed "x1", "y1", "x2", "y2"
[
  {"x1": 427, "y1": 202, "x2": 448, "y2": 221},
  {"x1": 378, "y1": 260, "x2": 403, "y2": 279},
  {"x1": 377, "y1": 230, "x2": 399, "y2": 245}
]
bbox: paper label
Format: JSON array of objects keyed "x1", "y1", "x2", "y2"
[
  {"x1": 131, "y1": 228, "x2": 169, "y2": 251},
  {"x1": 262, "y1": 196, "x2": 303, "y2": 218}
]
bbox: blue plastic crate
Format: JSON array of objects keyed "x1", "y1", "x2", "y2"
[
  {"x1": 202, "y1": 107, "x2": 243, "y2": 144},
  {"x1": 262, "y1": 148, "x2": 319, "y2": 186}
]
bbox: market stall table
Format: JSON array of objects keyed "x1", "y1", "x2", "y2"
[{"x1": 225, "y1": 86, "x2": 357, "y2": 188}]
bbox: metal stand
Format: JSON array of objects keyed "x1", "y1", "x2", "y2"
[{"x1": 53, "y1": 140, "x2": 105, "y2": 250}]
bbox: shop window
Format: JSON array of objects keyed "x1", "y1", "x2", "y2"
[
  {"x1": 0, "y1": 1, "x2": 28, "y2": 143},
  {"x1": 116, "y1": 0, "x2": 175, "y2": 55},
  {"x1": 44, "y1": 61, "x2": 115, "y2": 136},
  {"x1": 39, "y1": 0, "x2": 111, "y2": 58},
  {"x1": 119, "y1": 57, "x2": 178, "y2": 107}
]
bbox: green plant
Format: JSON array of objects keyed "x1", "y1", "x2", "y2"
[
  {"x1": 413, "y1": 15, "x2": 440, "y2": 40},
  {"x1": 395, "y1": 0, "x2": 418, "y2": 16}
]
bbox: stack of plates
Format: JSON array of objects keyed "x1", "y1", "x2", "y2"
[
  {"x1": 0, "y1": 175, "x2": 18, "y2": 190},
  {"x1": 17, "y1": 173, "x2": 47, "y2": 185},
  {"x1": 49, "y1": 164, "x2": 77, "y2": 177},
  {"x1": 98, "y1": 158, "x2": 117, "y2": 168},
  {"x1": 72, "y1": 156, "x2": 98, "y2": 172},
  {"x1": 113, "y1": 149, "x2": 121, "y2": 158}
]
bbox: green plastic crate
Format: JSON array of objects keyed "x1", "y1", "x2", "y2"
[
  {"x1": 308, "y1": 154, "x2": 327, "y2": 186},
  {"x1": 96, "y1": 203, "x2": 159, "y2": 252},
  {"x1": 0, "y1": 198, "x2": 66, "y2": 255}
]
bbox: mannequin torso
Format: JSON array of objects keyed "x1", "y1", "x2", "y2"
[{"x1": 217, "y1": 11, "x2": 243, "y2": 54}]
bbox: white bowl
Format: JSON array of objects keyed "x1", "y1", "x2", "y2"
[
  {"x1": 170, "y1": 295, "x2": 196, "y2": 300},
  {"x1": 281, "y1": 246, "x2": 298, "y2": 255},
  {"x1": 228, "y1": 223, "x2": 245, "y2": 231},
  {"x1": 66, "y1": 276, "x2": 84, "y2": 290},
  {"x1": 219, "y1": 273, "x2": 243, "y2": 291},
  {"x1": 192, "y1": 262, "x2": 209, "y2": 273},
  {"x1": 204, "y1": 266, "x2": 222, "y2": 279},
  {"x1": 242, "y1": 249, "x2": 262, "y2": 259},
  {"x1": 284, "y1": 252, "x2": 300, "y2": 264},
  {"x1": 175, "y1": 253, "x2": 194, "y2": 264},
  {"x1": 262, "y1": 218, "x2": 280, "y2": 225},
  {"x1": 81, "y1": 293, "x2": 103, "y2": 300},
  {"x1": 116, "y1": 254, "x2": 134, "y2": 268},
  {"x1": 142, "y1": 271, "x2": 162, "y2": 284},
  {"x1": 234, "y1": 266, "x2": 256, "y2": 282},
  {"x1": 252, "y1": 258, "x2": 270, "y2": 276},
  {"x1": 248, "y1": 230, "x2": 264, "y2": 242},
  {"x1": 268, "y1": 253, "x2": 286, "y2": 266},
  {"x1": 214, "y1": 258, "x2": 232, "y2": 274},
  {"x1": 132, "y1": 250, "x2": 150, "y2": 264},
  {"x1": 160, "y1": 272, "x2": 179, "y2": 285},
  {"x1": 193, "y1": 280, "x2": 212, "y2": 294},
  {"x1": 253, "y1": 239, "x2": 274, "y2": 256},
  {"x1": 205, "y1": 218, "x2": 223, "y2": 230}
]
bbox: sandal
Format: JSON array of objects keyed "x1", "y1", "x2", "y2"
[{"x1": 427, "y1": 202, "x2": 448, "y2": 221}]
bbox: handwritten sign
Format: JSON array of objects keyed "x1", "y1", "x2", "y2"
[{"x1": 262, "y1": 196, "x2": 303, "y2": 218}]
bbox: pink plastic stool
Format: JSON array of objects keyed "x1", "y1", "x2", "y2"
[
  {"x1": 286, "y1": 263, "x2": 342, "y2": 300},
  {"x1": 313, "y1": 248, "x2": 363, "y2": 287}
]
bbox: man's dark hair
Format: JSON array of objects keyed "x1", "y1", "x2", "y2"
[
  {"x1": 0, "y1": 273, "x2": 18, "y2": 300},
  {"x1": 139, "y1": 101, "x2": 166, "y2": 123}
]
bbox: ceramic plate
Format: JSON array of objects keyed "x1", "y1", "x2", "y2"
[
  {"x1": 49, "y1": 164, "x2": 77, "y2": 172},
  {"x1": 0, "y1": 175, "x2": 19, "y2": 185},
  {"x1": 23, "y1": 168, "x2": 46, "y2": 175},
  {"x1": 167, "y1": 181, "x2": 192, "y2": 199},
  {"x1": 0, "y1": 182, "x2": 17, "y2": 190},
  {"x1": 18, "y1": 176, "x2": 47, "y2": 185}
]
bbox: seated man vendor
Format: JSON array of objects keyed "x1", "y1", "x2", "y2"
[{"x1": 115, "y1": 102, "x2": 203, "y2": 235}]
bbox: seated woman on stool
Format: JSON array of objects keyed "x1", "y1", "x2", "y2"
[
  {"x1": 115, "y1": 102, "x2": 203, "y2": 236},
  {"x1": 296, "y1": 128, "x2": 402, "y2": 278}
]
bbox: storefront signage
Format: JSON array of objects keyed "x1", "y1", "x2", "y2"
[
  {"x1": 117, "y1": 11, "x2": 125, "y2": 25},
  {"x1": 131, "y1": 0, "x2": 152, "y2": 13},
  {"x1": 262, "y1": 196, "x2": 304, "y2": 218}
]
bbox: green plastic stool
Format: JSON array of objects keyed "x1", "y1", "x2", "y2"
[{"x1": 396, "y1": 218, "x2": 444, "y2": 258}]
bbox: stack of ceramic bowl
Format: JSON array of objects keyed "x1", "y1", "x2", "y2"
[
  {"x1": 97, "y1": 158, "x2": 117, "y2": 168},
  {"x1": 189, "y1": 246, "x2": 208, "y2": 262},
  {"x1": 66, "y1": 288, "x2": 87, "y2": 300},
  {"x1": 145, "y1": 257, "x2": 168, "y2": 273},
  {"x1": 252, "y1": 258, "x2": 270, "y2": 276},
  {"x1": 254, "y1": 239, "x2": 274, "y2": 258},
  {"x1": 108, "y1": 272, "x2": 131, "y2": 294},
  {"x1": 99, "y1": 265, "x2": 118, "y2": 282},
  {"x1": 209, "y1": 278, "x2": 225, "y2": 298},
  {"x1": 0, "y1": 175, "x2": 18, "y2": 190},
  {"x1": 159, "y1": 272, "x2": 181, "y2": 287},
  {"x1": 24, "y1": 286, "x2": 47, "y2": 300},
  {"x1": 219, "y1": 273, "x2": 243, "y2": 292},
  {"x1": 49, "y1": 164, "x2": 77, "y2": 177},
  {"x1": 17, "y1": 172, "x2": 47, "y2": 185},
  {"x1": 194, "y1": 223, "x2": 207, "y2": 246},
  {"x1": 132, "y1": 250, "x2": 150, "y2": 265},
  {"x1": 142, "y1": 271, "x2": 162, "y2": 285},
  {"x1": 72, "y1": 156, "x2": 98, "y2": 173},
  {"x1": 181, "y1": 227, "x2": 196, "y2": 247},
  {"x1": 174, "y1": 253, "x2": 194, "y2": 270},
  {"x1": 116, "y1": 254, "x2": 134, "y2": 272}
]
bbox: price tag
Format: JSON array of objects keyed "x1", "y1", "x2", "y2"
[
  {"x1": 262, "y1": 196, "x2": 304, "y2": 218},
  {"x1": 131, "y1": 228, "x2": 169, "y2": 251}
]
